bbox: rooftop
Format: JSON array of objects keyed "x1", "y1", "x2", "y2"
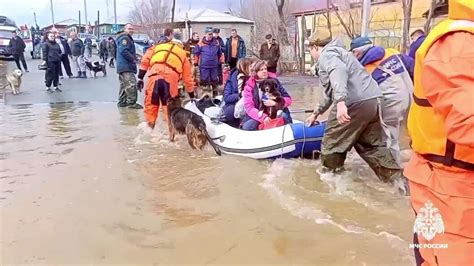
[{"x1": 175, "y1": 8, "x2": 254, "y2": 24}]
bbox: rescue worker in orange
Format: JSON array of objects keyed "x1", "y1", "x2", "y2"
[
  {"x1": 405, "y1": 0, "x2": 474, "y2": 265},
  {"x1": 138, "y1": 28, "x2": 195, "y2": 129}
]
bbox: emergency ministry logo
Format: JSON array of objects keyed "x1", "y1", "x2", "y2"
[{"x1": 413, "y1": 201, "x2": 445, "y2": 241}]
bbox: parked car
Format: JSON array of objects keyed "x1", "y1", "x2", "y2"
[
  {"x1": 0, "y1": 16, "x2": 17, "y2": 59},
  {"x1": 133, "y1": 33, "x2": 152, "y2": 61}
]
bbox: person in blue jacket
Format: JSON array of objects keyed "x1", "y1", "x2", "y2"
[
  {"x1": 222, "y1": 57, "x2": 257, "y2": 127},
  {"x1": 116, "y1": 23, "x2": 142, "y2": 109},
  {"x1": 408, "y1": 29, "x2": 426, "y2": 60},
  {"x1": 351, "y1": 36, "x2": 414, "y2": 166},
  {"x1": 212, "y1": 28, "x2": 226, "y2": 86},
  {"x1": 225, "y1": 29, "x2": 246, "y2": 70},
  {"x1": 193, "y1": 28, "x2": 224, "y2": 97}
]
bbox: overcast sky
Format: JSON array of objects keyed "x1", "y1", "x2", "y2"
[{"x1": 0, "y1": 0, "x2": 232, "y2": 27}]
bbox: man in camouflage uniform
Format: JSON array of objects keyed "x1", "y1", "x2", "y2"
[{"x1": 116, "y1": 23, "x2": 142, "y2": 109}]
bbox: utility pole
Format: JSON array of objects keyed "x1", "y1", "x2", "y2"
[
  {"x1": 79, "y1": 10, "x2": 82, "y2": 33},
  {"x1": 114, "y1": 0, "x2": 117, "y2": 25},
  {"x1": 50, "y1": 0, "x2": 55, "y2": 26},
  {"x1": 361, "y1": 0, "x2": 371, "y2": 36},
  {"x1": 171, "y1": 0, "x2": 176, "y2": 23},
  {"x1": 97, "y1": 10, "x2": 100, "y2": 39},
  {"x1": 84, "y1": 0, "x2": 88, "y2": 29}
]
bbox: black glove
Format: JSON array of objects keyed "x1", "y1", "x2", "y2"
[
  {"x1": 137, "y1": 69, "x2": 147, "y2": 80},
  {"x1": 137, "y1": 79, "x2": 144, "y2": 92},
  {"x1": 188, "y1": 91, "x2": 196, "y2": 100}
]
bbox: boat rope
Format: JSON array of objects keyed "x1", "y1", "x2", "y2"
[
  {"x1": 301, "y1": 123, "x2": 306, "y2": 158},
  {"x1": 280, "y1": 123, "x2": 287, "y2": 159}
]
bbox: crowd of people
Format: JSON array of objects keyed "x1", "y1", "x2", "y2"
[{"x1": 8, "y1": 28, "x2": 117, "y2": 93}]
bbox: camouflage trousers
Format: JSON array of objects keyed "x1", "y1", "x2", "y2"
[
  {"x1": 193, "y1": 65, "x2": 200, "y2": 86},
  {"x1": 321, "y1": 98, "x2": 403, "y2": 183},
  {"x1": 118, "y1": 72, "x2": 137, "y2": 105}
]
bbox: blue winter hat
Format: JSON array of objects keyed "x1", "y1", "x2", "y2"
[
  {"x1": 350, "y1": 36, "x2": 372, "y2": 51},
  {"x1": 204, "y1": 27, "x2": 213, "y2": 34}
]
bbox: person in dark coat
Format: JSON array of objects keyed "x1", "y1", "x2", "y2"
[
  {"x1": 222, "y1": 57, "x2": 257, "y2": 127},
  {"x1": 8, "y1": 31, "x2": 29, "y2": 72},
  {"x1": 116, "y1": 23, "x2": 142, "y2": 109},
  {"x1": 213, "y1": 28, "x2": 225, "y2": 85},
  {"x1": 225, "y1": 29, "x2": 246, "y2": 70},
  {"x1": 53, "y1": 31, "x2": 73, "y2": 78},
  {"x1": 99, "y1": 37, "x2": 109, "y2": 63},
  {"x1": 259, "y1": 34, "x2": 280, "y2": 74},
  {"x1": 41, "y1": 31, "x2": 62, "y2": 93},
  {"x1": 193, "y1": 28, "x2": 224, "y2": 97},
  {"x1": 107, "y1": 37, "x2": 116, "y2": 67},
  {"x1": 408, "y1": 29, "x2": 426, "y2": 60}
]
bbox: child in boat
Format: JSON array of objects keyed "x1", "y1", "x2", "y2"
[
  {"x1": 241, "y1": 60, "x2": 293, "y2": 131},
  {"x1": 222, "y1": 58, "x2": 257, "y2": 127}
]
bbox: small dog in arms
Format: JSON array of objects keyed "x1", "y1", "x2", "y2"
[{"x1": 5, "y1": 69, "x2": 23, "y2": 95}]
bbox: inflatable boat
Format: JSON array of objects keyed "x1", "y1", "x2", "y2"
[{"x1": 184, "y1": 99, "x2": 326, "y2": 160}]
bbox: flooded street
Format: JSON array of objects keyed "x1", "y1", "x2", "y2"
[{"x1": 1, "y1": 62, "x2": 414, "y2": 265}]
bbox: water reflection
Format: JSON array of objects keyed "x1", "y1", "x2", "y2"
[
  {"x1": 118, "y1": 107, "x2": 141, "y2": 127},
  {"x1": 1, "y1": 90, "x2": 414, "y2": 264}
]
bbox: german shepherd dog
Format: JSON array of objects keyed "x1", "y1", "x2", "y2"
[
  {"x1": 84, "y1": 60, "x2": 107, "y2": 78},
  {"x1": 167, "y1": 96, "x2": 221, "y2": 155},
  {"x1": 260, "y1": 79, "x2": 286, "y2": 119}
]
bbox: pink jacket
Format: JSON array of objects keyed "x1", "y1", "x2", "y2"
[{"x1": 243, "y1": 72, "x2": 292, "y2": 122}]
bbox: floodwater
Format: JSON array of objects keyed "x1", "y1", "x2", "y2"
[{"x1": 0, "y1": 76, "x2": 415, "y2": 265}]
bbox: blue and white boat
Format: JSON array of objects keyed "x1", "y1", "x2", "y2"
[{"x1": 184, "y1": 100, "x2": 326, "y2": 160}]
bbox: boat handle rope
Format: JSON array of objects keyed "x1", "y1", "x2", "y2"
[
  {"x1": 280, "y1": 124, "x2": 287, "y2": 159},
  {"x1": 211, "y1": 135, "x2": 226, "y2": 142},
  {"x1": 301, "y1": 122, "x2": 307, "y2": 159}
]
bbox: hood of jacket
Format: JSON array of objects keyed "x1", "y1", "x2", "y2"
[
  {"x1": 316, "y1": 38, "x2": 345, "y2": 67},
  {"x1": 359, "y1": 46, "x2": 385, "y2": 66},
  {"x1": 449, "y1": 0, "x2": 474, "y2": 21}
]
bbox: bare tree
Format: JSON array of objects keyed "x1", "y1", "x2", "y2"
[
  {"x1": 276, "y1": 0, "x2": 290, "y2": 45},
  {"x1": 129, "y1": 0, "x2": 170, "y2": 41},
  {"x1": 240, "y1": 0, "x2": 295, "y2": 50},
  {"x1": 401, "y1": 0, "x2": 413, "y2": 53},
  {"x1": 424, "y1": 0, "x2": 437, "y2": 33},
  {"x1": 332, "y1": 6, "x2": 363, "y2": 39}
]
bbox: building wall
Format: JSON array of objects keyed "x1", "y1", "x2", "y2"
[
  {"x1": 295, "y1": 0, "x2": 446, "y2": 71},
  {"x1": 188, "y1": 22, "x2": 253, "y2": 46}
]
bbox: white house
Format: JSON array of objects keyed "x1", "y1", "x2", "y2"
[{"x1": 175, "y1": 9, "x2": 254, "y2": 44}]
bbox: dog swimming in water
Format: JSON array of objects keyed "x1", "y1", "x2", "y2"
[{"x1": 167, "y1": 96, "x2": 221, "y2": 156}]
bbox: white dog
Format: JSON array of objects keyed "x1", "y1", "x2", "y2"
[{"x1": 6, "y1": 69, "x2": 23, "y2": 95}]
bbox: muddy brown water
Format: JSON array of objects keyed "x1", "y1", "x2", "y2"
[{"x1": 0, "y1": 72, "x2": 415, "y2": 264}]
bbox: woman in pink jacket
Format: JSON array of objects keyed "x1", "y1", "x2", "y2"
[{"x1": 241, "y1": 60, "x2": 293, "y2": 130}]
